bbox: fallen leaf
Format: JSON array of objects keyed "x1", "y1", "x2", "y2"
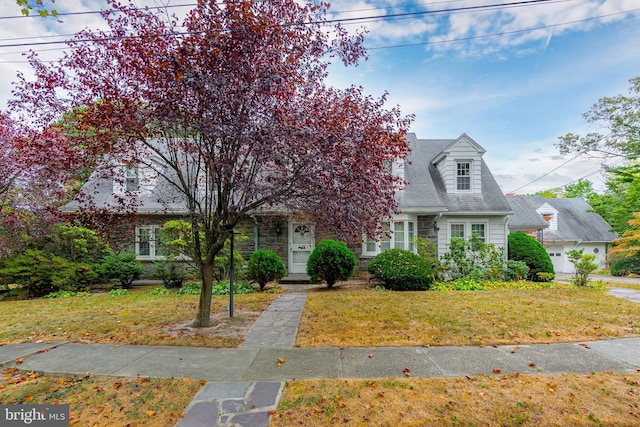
[
  {"x1": 113, "y1": 381, "x2": 122, "y2": 389},
  {"x1": 147, "y1": 410, "x2": 155, "y2": 417},
  {"x1": 183, "y1": 378, "x2": 191, "y2": 383},
  {"x1": 403, "y1": 368, "x2": 412, "y2": 378},
  {"x1": 513, "y1": 372, "x2": 520, "y2": 378},
  {"x1": 278, "y1": 358, "x2": 285, "y2": 364},
  {"x1": 268, "y1": 409, "x2": 276, "y2": 415},
  {"x1": 493, "y1": 368, "x2": 501, "y2": 373},
  {"x1": 69, "y1": 419, "x2": 80, "y2": 426},
  {"x1": 368, "y1": 354, "x2": 375, "y2": 358},
  {"x1": 338, "y1": 355, "x2": 344, "y2": 359},
  {"x1": 528, "y1": 363, "x2": 537, "y2": 367},
  {"x1": 15, "y1": 357, "x2": 25, "y2": 365}
]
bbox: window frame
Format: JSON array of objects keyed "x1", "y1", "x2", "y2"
[
  {"x1": 125, "y1": 165, "x2": 140, "y2": 192},
  {"x1": 363, "y1": 219, "x2": 416, "y2": 257},
  {"x1": 456, "y1": 161, "x2": 471, "y2": 192},
  {"x1": 448, "y1": 221, "x2": 488, "y2": 244},
  {"x1": 135, "y1": 225, "x2": 165, "y2": 260}
]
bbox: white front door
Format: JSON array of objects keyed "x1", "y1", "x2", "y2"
[{"x1": 289, "y1": 222, "x2": 314, "y2": 274}]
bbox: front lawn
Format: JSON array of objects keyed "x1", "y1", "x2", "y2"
[
  {"x1": 272, "y1": 373, "x2": 640, "y2": 426},
  {"x1": 0, "y1": 289, "x2": 280, "y2": 347},
  {"x1": 0, "y1": 367, "x2": 203, "y2": 426},
  {"x1": 296, "y1": 285, "x2": 640, "y2": 347}
]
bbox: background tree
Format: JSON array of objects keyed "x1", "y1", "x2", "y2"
[
  {"x1": 11, "y1": 0, "x2": 412, "y2": 327},
  {"x1": 587, "y1": 165, "x2": 640, "y2": 234},
  {"x1": 557, "y1": 77, "x2": 640, "y2": 235},
  {"x1": 561, "y1": 179, "x2": 597, "y2": 200},
  {"x1": 557, "y1": 77, "x2": 640, "y2": 162}
]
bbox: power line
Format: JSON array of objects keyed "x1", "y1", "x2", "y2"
[
  {"x1": 508, "y1": 153, "x2": 582, "y2": 193},
  {"x1": 366, "y1": 7, "x2": 640, "y2": 50},
  {"x1": 0, "y1": 0, "x2": 573, "y2": 49}
]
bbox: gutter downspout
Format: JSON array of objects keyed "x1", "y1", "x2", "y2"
[{"x1": 504, "y1": 216, "x2": 509, "y2": 260}]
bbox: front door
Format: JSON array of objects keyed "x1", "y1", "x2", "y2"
[{"x1": 289, "y1": 222, "x2": 314, "y2": 274}]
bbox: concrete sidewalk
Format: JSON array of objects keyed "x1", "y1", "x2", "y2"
[
  {"x1": 1, "y1": 285, "x2": 640, "y2": 426},
  {"x1": 4, "y1": 338, "x2": 640, "y2": 382}
]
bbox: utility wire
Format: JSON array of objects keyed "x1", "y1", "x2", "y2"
[
  {"x1": 508, "y1": 153, "x2": 582, "y2": 193},
  {"x1": 367, "y1": 7, "x2": 640, "y2": 49},
  {"x1": 0, "y1": 0, "x2": 571, "y2": 49}
]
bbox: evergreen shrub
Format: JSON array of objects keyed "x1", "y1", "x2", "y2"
[
  {"x1": 507, "y1": 233, "x2": 555, "y2": 281},
  {"x1": 610, "y1": 256, "x2": 640, "y2": 276},
  {"x1": 247, "y1": 249, "x2": 287, "y2": 290},
  {"x1": 306, "y1": 240, "x2": 356, "y2": 288},
  {"x1": 367, "y1": 249, "x2": 433, "y2": 291}
]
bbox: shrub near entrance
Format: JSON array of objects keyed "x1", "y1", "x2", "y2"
[
  {"x1": 367, "y1": 249, "x2": 433, "y2": 291},
  {"x1": 306, "y1": 240, "x2": 356, "y2": 288}
]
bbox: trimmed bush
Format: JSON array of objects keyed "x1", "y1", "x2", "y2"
[
  {"x1": 97, "y1": 252, "x2": 144, "y2": 288},
  {"x1": 508, "y1": 233, "x2": 555, "y2": 281},
  {"x1": 247, "y1": 249, "x2": 287, "y2": 291},
  {"x1": 611, "y1": 256, "x2": 640, "y2": 276},
  {"x1": 154, "y1": 260, "x2": 186, "y2": 288},
  {"x1": 367, "y1": 249, "x2": 433, "y2": 291},
  {"x1": 306, "y1": 240, "x2": 356, "y2": 288}
]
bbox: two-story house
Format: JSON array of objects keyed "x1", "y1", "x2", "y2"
[{"x1": 62, "y1": 133, "x2": 513, "y2": 273}]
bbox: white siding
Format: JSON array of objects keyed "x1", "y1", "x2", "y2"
[
  {"x1": 437, "y1": 216, "x2": 508, "y2": 257},
  {"x1": 437, "y1": 140, "x2": 483, "y2": 194}
]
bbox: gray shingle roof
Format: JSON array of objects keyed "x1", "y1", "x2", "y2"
[
  {"x1": 521, "y1": 196, "x2": 618, "y2": 242},
  {"x1": 506, "y1": 196, "x2": 549, "y2": 231},
  {"x1": 400, "y1": 133, "x2": 511, "y2": 214}
]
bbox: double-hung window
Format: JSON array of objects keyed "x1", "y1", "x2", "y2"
[
  {"x1": 136, "y1": 226, "x2": 164, "y2": 259},
  {"x1": 456, "y1": 162, "x2": 471, "y2": 191},
  {"x1": 364, "y1": 220, "x2": 415, "y2": 256},
  {"x1": 449, "y1": 222, "x2": 486, "y2": 243},
  {"x1": 125, "y1": 166, "x2": 140, "y2": 192}
]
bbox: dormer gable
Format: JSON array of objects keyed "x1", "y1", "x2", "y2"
[
  {"x1": 431, "y1": 133, "x2": 486, "y2": 194},
  {"x1": 536, "y1": 202, "x2": 558, "y2": 231}
]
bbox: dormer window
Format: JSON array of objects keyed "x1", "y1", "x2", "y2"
[
  {"x1": 456, "y1": 161, "x2": 471, "y2": 191},
  {"x1": 125, "y1": 166, "x2": 139, "y2": 192}
]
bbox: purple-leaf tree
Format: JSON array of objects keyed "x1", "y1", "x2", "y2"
[{"x1": 11, "y1": 0, "x2": 413, "y2": 327}]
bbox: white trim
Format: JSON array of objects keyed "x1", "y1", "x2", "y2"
[
  {"x1": 135, "y1": 225, "x2": 165, "y2": 260},
  {"x1": 362, "y1": 217, "x2": 417, "y2": 257}
]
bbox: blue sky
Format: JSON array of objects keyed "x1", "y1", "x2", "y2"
[{"x1": 1, "y1": 0, "x2": 639, "y2": 194}]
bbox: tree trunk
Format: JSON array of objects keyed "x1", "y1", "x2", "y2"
[{"x1": 191, "y1": 261, "x2": 214, "y2": 327}]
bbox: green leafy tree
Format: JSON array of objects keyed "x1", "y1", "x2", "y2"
[
  {"x1": 586, "y1": 165, "x2": 640, "y2": 234},
  {"x1": 160, "y1": 219, "x2": 246, "y2": 281},
  {"x1": 16, "y1": 0, "x2": 59, "y2": 18},
  {"x1": 42, "y1": 223, "x2": 110, "y2": 264},
  {"x1": 247, "y1": 250, "x2": 287, "y2": 291},
  {"x1": 562, "y1": 179, "x2": 597, "y2": 200},
  {"x1": 566, "y1": 248, "x2": 598, "y2": 287},
  {"x1": 557, "y1": 77, "x2": 640, "y2": 162}
]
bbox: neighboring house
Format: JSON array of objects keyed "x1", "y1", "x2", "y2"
[
  {"x1": 62, "y1": 133, "x2": 514, "y2": 273},
  {"x1": 507, "y1": 196, "x2": 618, "y2": 273}
]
